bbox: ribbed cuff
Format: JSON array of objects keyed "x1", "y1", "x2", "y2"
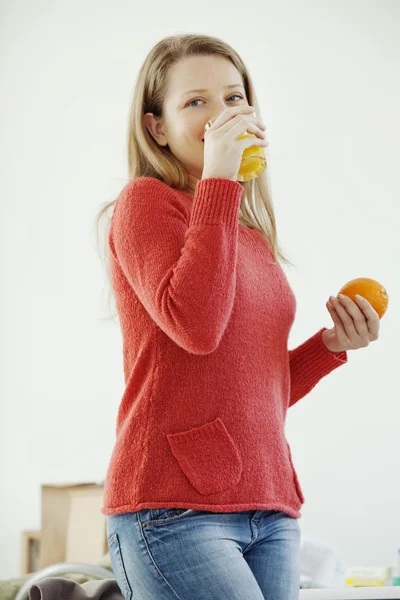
[
  {"x1": 189, "y1": 178, "x2": 244, "y2": 229},
  {"x1": 290, "y1": 327, "x2": 348, "y2": 389}
]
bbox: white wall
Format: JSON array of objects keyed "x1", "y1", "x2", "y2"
[{"x1": 1, "y1": 0, "x2": 399, "y2": 581}]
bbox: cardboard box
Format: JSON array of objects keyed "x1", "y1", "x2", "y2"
[
  {"x1": 38, "y1": 482, "x2": 107, "y2": 569},
  {"x1": 21, "y1": 530, "x2": 41, "y2": 575}
]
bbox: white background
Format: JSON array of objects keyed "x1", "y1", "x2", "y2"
[{"x1": 1, "y1": 0, "x2": 399, "y2": 580}]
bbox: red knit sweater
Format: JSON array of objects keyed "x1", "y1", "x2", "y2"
[{"x1": 101, "y1": 177, "x2": 347, "y2": 519}]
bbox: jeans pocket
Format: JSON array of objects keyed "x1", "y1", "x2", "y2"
[
  {"x1": 107, "y1": 532, "x2": 132, "y2": 600},
  {"x1": 148, "y1": 507, "x2": 194, "y2": 523},
  {"x1": 166, "y1": 417, "x2": 243, "y2": 495}
]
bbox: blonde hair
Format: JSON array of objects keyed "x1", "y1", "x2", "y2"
[{"x1": 94, "y1": 33, "x2": 296, "y2": 320}]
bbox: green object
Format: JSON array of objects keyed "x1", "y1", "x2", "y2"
[{"x1": 393, "y1": 576, "x2": 400, "y2": 586}]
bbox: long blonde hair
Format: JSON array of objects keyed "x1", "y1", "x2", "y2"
[{"x1": 94, "y1": 33, "x2": 296, "y2": 320}]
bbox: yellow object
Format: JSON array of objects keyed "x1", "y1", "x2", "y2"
[
  {"x1": 236, "y1": 133, "x2": 267, "y2": 182},
  {"x1": 346, "y1": 578, "x2": 385, "y2": 587},
  {"x1": 345, "y1": 566, "x2": 390, "y2": 587}
]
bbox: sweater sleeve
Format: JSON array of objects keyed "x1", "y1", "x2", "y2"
[
  {"x1": 288, "y1": 327, "x2": 348, "y2": 408},
  {"x1": 109, "y1": 176, "x2": 244, "y2": 355}
]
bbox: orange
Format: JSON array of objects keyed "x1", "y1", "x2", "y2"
[{"x1": 338, "y1": 278, "x2": 389, "y2": 319}]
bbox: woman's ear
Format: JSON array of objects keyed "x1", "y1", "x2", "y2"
[{"x1": 143, "y1": 113, "x2": 168, "y2": 146}]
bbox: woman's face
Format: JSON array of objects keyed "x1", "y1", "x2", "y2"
[{"x1": 144, "y1": 54, "x2": 249, "y2": 180}]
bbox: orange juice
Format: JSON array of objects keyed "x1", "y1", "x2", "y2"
[{"x1": 237, "y1": 133, "x2": 267, "y2": 182}]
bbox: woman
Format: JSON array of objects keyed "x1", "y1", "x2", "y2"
[{"x1": 95, "y1": 33, "x2": 378, "y2": 600}]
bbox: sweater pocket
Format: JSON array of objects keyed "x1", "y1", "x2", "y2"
[
  {"x1": 286, "y1": 442, "x2": 305, "y2": 504},
  {"x1": 166, "y1": 417, "x2": 243, "y2": 496}
]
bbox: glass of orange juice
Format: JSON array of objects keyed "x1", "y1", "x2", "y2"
[
  {"x1": 236, "y1": 132, "x2": 267, "y2": 182},
  {"x1": 204, "y1": 114, "x2": 267, "y2": 182}
]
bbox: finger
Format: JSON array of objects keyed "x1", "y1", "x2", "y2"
[
  {"x1": 330, "y1": 296, "x2": 358, "y2": 340},
  {"x1": 337, "y1": 294, "x2": 369, "y2": 337},
  {"x1": 355, "y1": 295, "x2": 380, "y2": 340},
  {"x1": 224, "y1": 114, "x2": 266, "y2": 138},
  {"x1": 206, "y1": 105, "x2": 256, "y2": 133},
  {"x1": 327, "y1": 301, "x2": 348, "y2": 344}
]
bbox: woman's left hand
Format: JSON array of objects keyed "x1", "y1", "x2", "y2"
[{"x1": 322, "y1": 294, "x2": 380, "y2": 353}]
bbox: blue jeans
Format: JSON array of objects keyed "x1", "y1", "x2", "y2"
[{"x1": 106, "y1": 508, "x2": 301, "y2": 599}]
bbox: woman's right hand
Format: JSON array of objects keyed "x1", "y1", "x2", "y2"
[{"x1": 201, "y1": 105, "x2": 268, "y2": 182}]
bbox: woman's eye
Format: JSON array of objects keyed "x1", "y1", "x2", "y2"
[{"x1": 187, "y1": 94, "x2": 243, "y2": 107}]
